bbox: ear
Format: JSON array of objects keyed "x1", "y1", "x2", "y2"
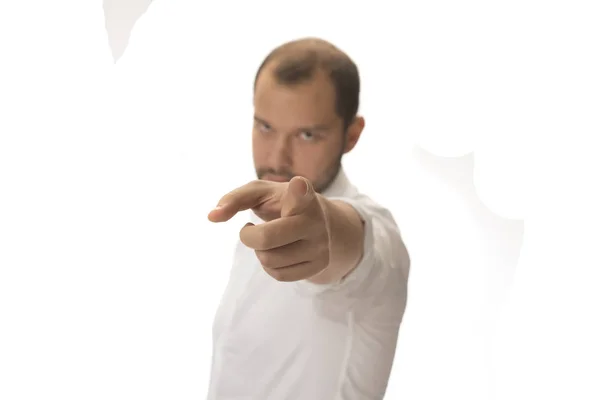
[{"x1": 343, "y1": 116, "x2": 365, "y2": 154}]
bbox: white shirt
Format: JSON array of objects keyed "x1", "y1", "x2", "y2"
[{"x1": 207, "y1": 169, "x2": 410, "y2": 400}]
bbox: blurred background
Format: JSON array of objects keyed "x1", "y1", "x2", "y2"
[{"x1": 1, "y1": 1, "x2": 598, "y2": 399}]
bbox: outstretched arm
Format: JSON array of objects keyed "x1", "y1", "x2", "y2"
[{"x1": 307, "y1": 197, "x2": 365, "y2": 285}]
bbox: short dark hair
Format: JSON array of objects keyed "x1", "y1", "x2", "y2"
[{"x1": 253, "y1": 38, "x2": 360, "y2": 130}]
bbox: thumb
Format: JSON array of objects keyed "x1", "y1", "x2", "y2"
[{"x1": 281, "y1": 176, "x2": 316, "y2": 217}]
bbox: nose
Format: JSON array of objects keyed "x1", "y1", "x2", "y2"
[{"x1": 268, "y1": 134, "x2": 293, "y2": 170}]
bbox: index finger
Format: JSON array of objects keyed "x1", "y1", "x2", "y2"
[{"x1": 207, "y1": 180, "x2": 276, "y2": 222}]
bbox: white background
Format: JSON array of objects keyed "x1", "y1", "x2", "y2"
[{"x1": 1, "y1": 1, "x2": 599, "y2": 399}]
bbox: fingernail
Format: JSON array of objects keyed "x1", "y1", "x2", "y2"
[
  {"x1": 292, "y1": 177, "x2": 308, "y2": 196},
  {"x1": 301, "y1": 180, "x2": 309, "y2": 196}
]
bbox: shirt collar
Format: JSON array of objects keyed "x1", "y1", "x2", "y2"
[{"x1": 320, "y1": 167, "x2": 354, "y2": 198}]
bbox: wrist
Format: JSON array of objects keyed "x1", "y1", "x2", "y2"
[{"x1": 309, "y1": 197, "x2": 364, "y2": 284}]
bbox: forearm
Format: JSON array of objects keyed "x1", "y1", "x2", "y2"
[{"x1": 308, "y1": 197, "x2": 365, "y2": 284}]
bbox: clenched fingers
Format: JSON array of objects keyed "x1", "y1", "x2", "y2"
[
  {"x1": 263, "y1": 260, "x2": 328, "y2": 282},
  {"x1": 254, "y1": 239, "x2": 315, "y2": 269},
  {"x1": 239, "y1": 214, "x2": 316, "y2": 250}
]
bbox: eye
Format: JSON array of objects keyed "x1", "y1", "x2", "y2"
[
  {"x1": 299, "y1": 131, "x2": 316, "y2": 141},
  {"x1": 256, "y1": 122, "x2": 271, "y2": 133}
]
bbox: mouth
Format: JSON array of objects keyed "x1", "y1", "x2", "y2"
[{"x1": 262, "y1": 174, "x2": 290, "y2": 183}]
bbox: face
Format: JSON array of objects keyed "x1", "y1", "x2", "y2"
[{"x1": 252, "y1": 67, "x2": 364, "y2": 193}]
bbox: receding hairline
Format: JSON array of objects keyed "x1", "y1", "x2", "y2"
[
  {"x1": 253, "y1": 37, "x2": 361, "y2": 130},
  {"x1": 254, "y1": 37, "x2": 355, "y2": 86},
  {"x1": 268, "y1": 37, "x2": 345, "y2": 58}
]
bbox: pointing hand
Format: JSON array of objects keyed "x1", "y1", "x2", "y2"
[{"x1": 208, "y1": 177, "x2": 331, "y2": 282}]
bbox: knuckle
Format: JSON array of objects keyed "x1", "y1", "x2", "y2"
[
  {"x1": 255, "y1": 228, "x2": 273, "y2": 249},
  {"x1": 256, "y1": 250, "x2": 276, "y2": 268},
  {"x1": 239, "y1": 224, "x2": 252, "y2": 245},
  {"x1": 241, "y1": 225, "x2": 274, "y2": 250},
  {"x1": 255, "y1": 250, "x2": 266, "y2": 265},
  {"x1": 251, "y1": 179, "x2": 266, "y2": 189},
  {"x1": 268, "y1": 268, "x2": 289, "y2": 282},
  {"x1": 218, "y1": 195, "x2": 231, "y2": 207},
  {"x1": 306, "y1": 237, "x2": 328, "y2": 259}
]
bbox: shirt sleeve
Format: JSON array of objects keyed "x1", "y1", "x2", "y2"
[{"x1": 293, "y1": 194, "x2": 410, "y2": 302}]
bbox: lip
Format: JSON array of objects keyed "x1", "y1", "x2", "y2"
[{"x1": 263, "y1": 175, "x2": 289, "y2": 183}]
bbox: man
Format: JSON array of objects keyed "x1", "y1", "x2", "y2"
[{"x1": 206, "y1": 37, "x2": 410, "y2": 400}]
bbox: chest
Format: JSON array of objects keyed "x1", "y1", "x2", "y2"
[
  {"x1": 212, "y1": 245, "x2": 315, "y2": 345},
  {"x1": 209, "y1": 243, "x2": 355, "y2": 397}
]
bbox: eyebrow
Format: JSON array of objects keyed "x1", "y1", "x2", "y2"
[
  {"x1": 253, "y1": 115, "x2": 331, "y2": 132},
  {"x1": 253, "y1": 116, "x2": 271, "y2": 126}
]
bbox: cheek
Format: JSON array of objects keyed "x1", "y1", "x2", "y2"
[
  {"x1": 292, "y1": 144, "x2": 333, "y2": 176},
  {"x1": 252, "y1": 133, "x2": 268, "y2": 160}
]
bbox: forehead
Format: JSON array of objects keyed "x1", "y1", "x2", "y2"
[{"x1": 253, "y1": 67, "x2": 337, "y2": 125}]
